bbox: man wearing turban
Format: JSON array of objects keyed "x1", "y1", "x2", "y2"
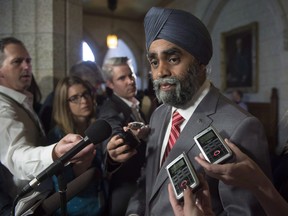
[{"x1": 124, "y1": 7, "x2": 271, "y2": 216}]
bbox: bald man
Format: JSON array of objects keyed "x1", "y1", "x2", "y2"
[{"x1": 125, "y1": 7, "x2": 271, "y2": 216}]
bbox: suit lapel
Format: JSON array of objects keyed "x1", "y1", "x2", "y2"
[
  {"x1": 148, "y1": 106, "x2": 171, "y2": 179},
  {"x1": 110, "y1": 94, "x2": 132, "y2": 121},
  {"x1": 110, "y1": 94, "x2": 147, "y2": 124},
  {"x1": 149, "y1": 85, "x2": 220, "y2": 203}
]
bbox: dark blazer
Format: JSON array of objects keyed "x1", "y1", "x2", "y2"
[
  {"x1": 0, "y1": 164, "x2": 12, "y2": 216},
  {"x1": 126, "y1": 85, "x2": 271, "y2": 216},
  {"x1": 98, "y1": 93, "x2": 147, "y2": 216}
]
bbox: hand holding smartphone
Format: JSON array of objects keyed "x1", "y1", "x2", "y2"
[
  {"x1": 128, "y1": 121, "x2": 145, "y2": 130},
  {"x1": 120, "y1": 128, "x2": 141, "y2": 149},
  {"x1": 127, "y1": 121, "x2": 150, "y2": 140}
]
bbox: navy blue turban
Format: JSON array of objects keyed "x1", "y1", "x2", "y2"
[{"x1": 144, "y1": 7, "x2": 213, "y2": 65}]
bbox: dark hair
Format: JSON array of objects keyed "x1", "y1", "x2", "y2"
[
  {"x1": 0, "y1": 37, "x2": 24, "y2": 52},
  {"x1": 0, "y1": 37, "x2": 25, "y2": 66},
  {"x1": 69, "y1": 61, "x2": 104, "y2": 87}
]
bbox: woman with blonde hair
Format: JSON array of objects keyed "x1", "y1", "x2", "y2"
[
  {"x1": 51, "y1": 76, "x2": 96, "y2": 137},
  {"x1": 47, "y1": 76, "x2": 108, "y2": 215}
]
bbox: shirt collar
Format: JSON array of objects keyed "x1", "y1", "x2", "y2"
[
  {"x1": 0, "y1": 85, "x2": 27, "y2": 105},
  {"x1": 114, "y1": 93, "x2": 140, "y2": 108}
]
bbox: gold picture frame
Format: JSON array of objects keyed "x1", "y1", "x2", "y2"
[{"x1": 221, "y1": 22, "x2": 258, "y2": 92}]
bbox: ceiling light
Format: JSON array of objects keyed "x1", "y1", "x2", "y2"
[
  {"x1": 107, "y1": 34, "x2": 118, "y2": 49},
  {"x1": 107, "y1": 0, "x2": 118, "y2": 49}
]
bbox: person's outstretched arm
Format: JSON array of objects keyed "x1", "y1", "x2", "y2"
[{"x1": 195, "y1": 139, "x2": 288, "y2": 216}]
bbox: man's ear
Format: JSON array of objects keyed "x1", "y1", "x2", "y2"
[
  {"x1": 197, "y1": 64, "x2": 207, "y2": 83},
  {"x1": 201, "y1": 64, "x2": 208, "y2": 76},
  {"x1": 106, "y1": 80, "x2": 114, "y2": 90},
  {"x1": 199, "y1": 64, "x2": 206, "y2": 73}
]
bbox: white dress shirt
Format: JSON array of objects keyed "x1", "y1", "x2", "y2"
[
  {"x1": 0, "y1": 85, "x2": 55, "y2": 197},
  {"x1": 160, "y1": 80, "x2": 211, "y2": 166}
]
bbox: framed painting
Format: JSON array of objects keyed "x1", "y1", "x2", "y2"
[{"x1": 221, "y1": 22, "x2": 258, "y2": 92}]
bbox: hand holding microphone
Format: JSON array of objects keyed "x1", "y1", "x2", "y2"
[
  {"x1": 19, "y1": 119, "x2": 112, "y2": 197},
  {"x1": 52, "y1": 134, "x2": 95, "y2": 164}
]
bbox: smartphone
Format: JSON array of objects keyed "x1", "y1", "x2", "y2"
[
  {"x1": 128, "y1": 122, "x2": 145, "y2": 130},
  {"x1": 166, "y1": 152, "x2": 200, "y2": 200},
  {"x1": 194, "y1": 126, "x2": 232, "y2": 164},
  {"x1": 120, "y1": 128, "x2": 141, "y2": 148}
]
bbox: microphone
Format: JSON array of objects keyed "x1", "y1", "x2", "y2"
[{"x1": 19, "y1": 119, "x2": 112, "y2": 196}]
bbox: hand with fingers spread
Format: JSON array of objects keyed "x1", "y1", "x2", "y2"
[
  {"x1": 107, "y1": 134, "x2": 137, "y2": 163},
  {"x1": 195, "y1": 139, "x2": 288, "y2": 216},
  {"x1": 195, "y1": 139, "x2": 264, "y2": 190},
  {"x1": 168, "y1": 174, "x2": 214, "y2": 216}
]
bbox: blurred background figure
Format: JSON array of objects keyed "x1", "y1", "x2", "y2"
[
  {"x1": 99, "y1": 56, "x2": 147, "y2": 216},
  {"x1": 70, "y1": 60, "x2": 107, "y2": 107},
  {"x1": 47, "y1": 76, "x2": 108, "y2": 216},
  {"x1": 27, "y1": 75, "x2": 43, "y2": 115},
  {"x1": 137, "y1": 81, "x2": 160, "y2": 122},
  {"x1": 231, "y1": 89, "x2": 248, "y2": 111},
  {"x1": 38, "y1": 76, "x2": 59, "y2": 134}
]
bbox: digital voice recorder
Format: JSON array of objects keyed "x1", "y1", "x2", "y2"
[
  {"x1": 166, "y1": 152, "x2": 200, "y2": 200},
  {"x1": 194, "y1": 126, "x2": 232, "y2": 164}
]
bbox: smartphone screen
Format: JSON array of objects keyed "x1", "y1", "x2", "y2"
[
  {"x1": 166, "y1": 153, "x2": 199, "y2": 200},
  {"x1": 194, "y1": 127, "x2": 232, "y2": 164}
]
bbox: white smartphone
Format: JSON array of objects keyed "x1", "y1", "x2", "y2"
[
  {"x1": 166, "y1": 152, "x2": 200, "y2": 200},
  {"x1": 194, "y1": 126, "x2": 232, "y2": 164}
]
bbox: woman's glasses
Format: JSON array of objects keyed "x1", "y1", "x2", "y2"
[{"x1": 67, "y1": 91, "x2": 92, "y2": 104}]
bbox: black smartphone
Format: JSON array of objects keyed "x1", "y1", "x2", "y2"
[{"x1": 120, "y1": 128, "x2": 141, "y2": 148}]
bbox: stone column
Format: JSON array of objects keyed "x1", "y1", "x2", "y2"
[{"x1": 0, "y1": 0, "x2": 83, "y2": 99}]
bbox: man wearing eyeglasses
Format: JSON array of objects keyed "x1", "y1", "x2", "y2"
[
  {"x1": 98, "y1": 57, "x2": 148, "y2": 216},
  {"x1": 0, "y1": 37, "x2": 96, "y2": 215}
]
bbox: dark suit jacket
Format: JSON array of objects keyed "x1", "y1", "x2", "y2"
[
  {"x1": 0, "y1": 165, "x2": 12, "y2": 216},
  {"x1": 98, "y1": 93, "x2": 146, "y2": 188},
  {"x1": 126, "y1": 85, "x2": 271, "y2": 216}
]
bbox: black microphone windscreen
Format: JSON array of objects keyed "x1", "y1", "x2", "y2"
[{"x1": 85, "y1": 119, "x2": 112, "y2": 144}]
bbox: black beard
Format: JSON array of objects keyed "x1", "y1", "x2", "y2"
[{"x1": 153, "y1": 64, "x2": 201, "y2": 108}]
